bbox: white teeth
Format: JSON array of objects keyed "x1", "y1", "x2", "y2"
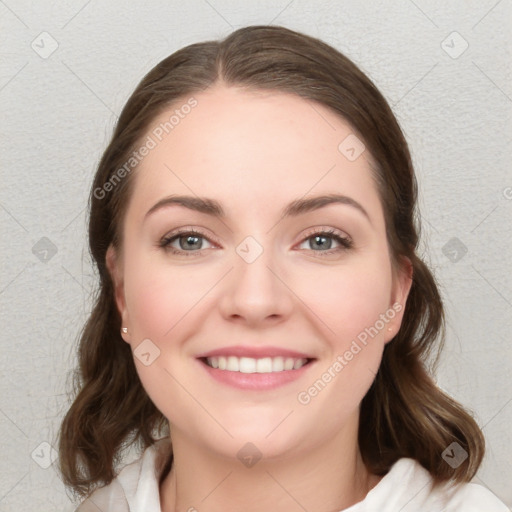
[
  {"x1": 205, "y1": 356, "x2": 309, "y2": 373},
  {"x1": 284, "y1": 357, "x2": 295, "y2": 370},
  {"x1": 293, "y1": 358, "x2": 304, "y2": 369},
  {"x1": 239, "y1": 357, "x2": 256, "y2": 373},
  {"x1": 272, "y1": 356, "x2": 284, "y2": 372},
  {"x1": 256, "y1": 357, "x2": 273, "y2": 373}
]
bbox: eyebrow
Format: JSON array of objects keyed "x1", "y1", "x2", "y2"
[{"x1": 144, "y1": 193, "x2": 370, "y2": 222}]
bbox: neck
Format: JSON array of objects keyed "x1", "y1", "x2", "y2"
[{"x1": 160, "y1": 420, "x2": 381, "y2": 512}]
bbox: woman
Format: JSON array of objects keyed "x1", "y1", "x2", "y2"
[{"x1": 57, "y1": 25, "x2": 508, "y2": 511}]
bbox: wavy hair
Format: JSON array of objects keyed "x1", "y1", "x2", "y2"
[{"x1": 57, "y1": 25, "x2": 484, "y2": 499}]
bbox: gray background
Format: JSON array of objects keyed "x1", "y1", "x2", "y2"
[{"x1": 0, "y1": 1, "x2": 511, "y2": 510}]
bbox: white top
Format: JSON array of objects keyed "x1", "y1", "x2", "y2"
[{"x1": 75, "y1": 437, "x2": 509, "y2": 512}]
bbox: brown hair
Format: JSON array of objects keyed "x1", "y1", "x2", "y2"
[{"x1": 57, "y1": 25, "x2": 484, "y2": 500}]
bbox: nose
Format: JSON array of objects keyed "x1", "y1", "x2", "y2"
[{"x1": 218, "y1": 243, "x2": 294, "y2": 327}]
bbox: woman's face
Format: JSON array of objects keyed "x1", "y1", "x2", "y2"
[{"x1": 108, "y1": 84, "x2": 411, "y2": 461}]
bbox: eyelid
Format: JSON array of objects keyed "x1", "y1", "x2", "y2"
[
  {"x1": 298, "y1": 226, "x2": 351, "y2": 244},
  {"x1": 161, "y1": 226, "x2": 220, "y2": 245}
]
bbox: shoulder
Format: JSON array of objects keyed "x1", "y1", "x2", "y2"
[
  {"x1": 357, "y1": 458, "x2": 509, "y2": 512},
  {"x1": 75, "y1": 478, "x2": 127, "y2": 511},
  {"x1": 441, "y1": 480, "x2": 510, "y2": 512},
  {"x1": 75, "y1": 437, "x2": 172, "y2": 512}
]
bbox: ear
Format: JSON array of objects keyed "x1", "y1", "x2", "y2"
[
  {"x1": 384, "y1": 256, "x2": 413, "y2": 344},
  {"x1": 106, "y1": 244, "x2": 131, "y2": 343}
]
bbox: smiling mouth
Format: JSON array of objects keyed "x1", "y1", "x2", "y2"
[{"x1": 199, "y1": 356, "x2": 315, "y2": 373}]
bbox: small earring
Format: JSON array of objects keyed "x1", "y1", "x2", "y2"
[
  {"x1": 121, "y1": 327, "x2": 128, "y2": 334},
  {"x1": 387, "y1": 327, "x2": 393, "y2": 332}
]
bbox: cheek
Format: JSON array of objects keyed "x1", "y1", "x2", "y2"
[
  {"x1": 296, "y1": 258, "x2": 393, "y2": 346},
  {"x1": 123, "y1": 253, "x2": 211, "y2": 341},
  {"x1": 127, "y1": 279, "x2": 178, "y2": 338},
  {"x1": 293, "y1": 266, "x2": 392, "y2": 423},
  {"x1": 122, "y1": 259, "x2": 209, "y2": 417}
]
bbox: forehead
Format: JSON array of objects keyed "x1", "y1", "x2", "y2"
[{"x1": 126, "y1": 84, "x2": 382, "y2": 224}]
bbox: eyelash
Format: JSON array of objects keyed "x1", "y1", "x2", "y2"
[{"x1": 158, "y1": 227, "x2": 353, "y2": 258}]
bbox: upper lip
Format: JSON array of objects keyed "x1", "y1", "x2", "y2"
[{"x1": 196, "y1": 345, "x2": 315, "y2": 359}]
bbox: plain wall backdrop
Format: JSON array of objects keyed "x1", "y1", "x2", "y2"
[{"x1": 0, "y1": 1, "x2": 511, "y2": 510}]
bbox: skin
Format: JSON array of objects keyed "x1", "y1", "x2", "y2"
[{"x1": 107, "y1": 83, "x2": 412, "y2": 512}]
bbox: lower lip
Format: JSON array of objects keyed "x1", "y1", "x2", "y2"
[{"x1": 197, "y1": 358, "x2": 315, "y2": 391}]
